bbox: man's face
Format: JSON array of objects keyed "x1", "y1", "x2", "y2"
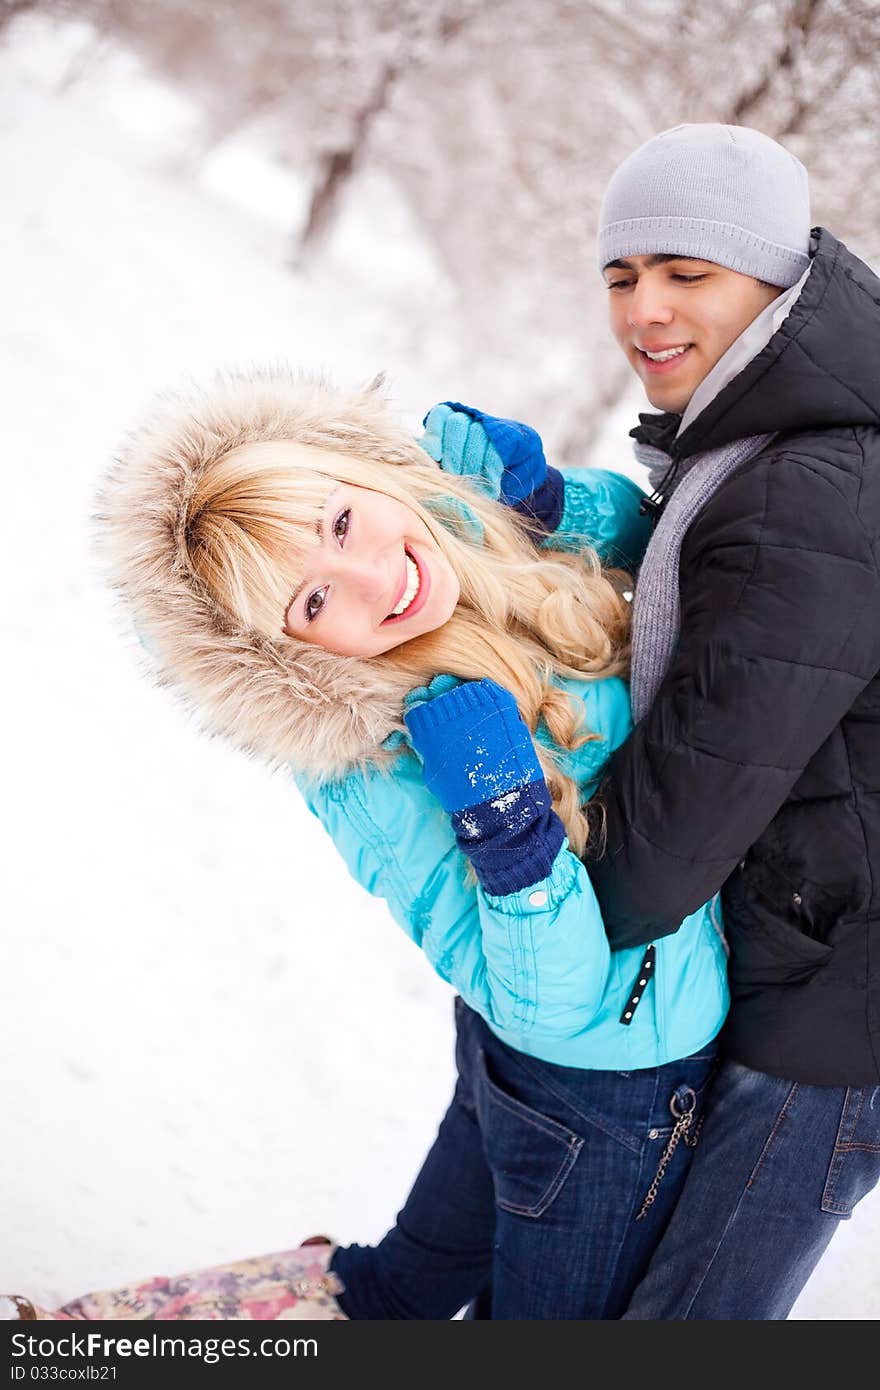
[{"x1": 604, "y1": 254, "x2": 783, "y2": 414}]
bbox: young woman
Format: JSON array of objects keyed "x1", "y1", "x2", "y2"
[{"x1": 7, "y1": 370, "x2": 728, "y2": 1320}]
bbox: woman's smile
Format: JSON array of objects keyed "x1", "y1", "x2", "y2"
[{"x1": 381, "y1": 544, "x2": 431, "y2": 625}]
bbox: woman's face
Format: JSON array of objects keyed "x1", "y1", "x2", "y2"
[{"x1": 282, "y1": 483, "x2": 461, "y2": 656}]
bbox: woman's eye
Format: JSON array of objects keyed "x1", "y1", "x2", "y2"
[
  {"x1": 301, "y1": 509, "x2": 351, "y2": 623},
  {"x1": 305, "y1": 585, "x2": 329, "y2": 623}
]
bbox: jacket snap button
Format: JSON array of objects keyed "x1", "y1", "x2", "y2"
[
  {"x1": 792, "y1": 892, "x2": 802, "y2": 906},
  {"x1": 528, "y1": 890, "x2": 548, "y2": 907}
]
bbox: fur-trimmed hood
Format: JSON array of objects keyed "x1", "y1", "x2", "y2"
[{"x1": 96, "y1": 367, "x2": 442, "y2": 781}]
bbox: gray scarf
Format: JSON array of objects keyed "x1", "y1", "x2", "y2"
[
  {"x1": 627, "y1": 263, "x2": 812, "y2": 723},
  {"x1": 629, "y1": 432, "x2": 773, "y2": 723}
]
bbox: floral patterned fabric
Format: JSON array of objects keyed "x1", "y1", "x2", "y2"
[{"x1": 6, "y1": 1244, "x2": 346, "y2": 1321}]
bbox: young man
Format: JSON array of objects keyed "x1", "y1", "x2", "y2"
[
  {"x1": 428, "y1": 123, "x2": 880, "y2": 1318},
  {"x1": 588, "y1": 122, "x2": 880, "y2": 1319}
]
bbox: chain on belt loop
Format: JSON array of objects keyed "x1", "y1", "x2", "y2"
[{"x1": 635, "y1": 1086, "x2": 705, "y2": 1221}]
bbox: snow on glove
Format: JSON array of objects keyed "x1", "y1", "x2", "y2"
[
  {"x1": 419, "y1": 402, "x2": 549, "y2": 506},
  {"x1": 404, "y1": 678, "x2": 565, "y2": 895}
]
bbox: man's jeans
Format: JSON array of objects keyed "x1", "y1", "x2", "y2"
[
  {"x1": 622, "y1": 1058, "x2": 880, "y2": 1319},
  {"x1": 331, "y1": 996, "x2": 718, "y2": 1319}
]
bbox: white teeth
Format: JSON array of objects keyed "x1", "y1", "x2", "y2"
[
  {"x1": 644, "y1": 345, "x2": 689, "y2": 362},
  {"x1": 388, "y1": 553, "x2": 420, "y2": 617}
]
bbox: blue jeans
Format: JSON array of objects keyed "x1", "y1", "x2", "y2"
[
  {"x1": 331, "y1": 996, "x2": 718, "y2": 1319},
  {"x1": 622, "y1": 1058, "x2": 880, "y2": 1319}
]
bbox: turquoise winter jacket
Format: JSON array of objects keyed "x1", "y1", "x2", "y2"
[{"x1": 295, "y1": 467, "x2": 729, "y2": 1070}]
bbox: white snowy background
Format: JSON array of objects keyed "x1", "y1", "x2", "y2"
[{"x1": 2, "y1": 11, "x2": 878, "y2": 1320}]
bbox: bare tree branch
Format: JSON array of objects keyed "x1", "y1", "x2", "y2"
[{"x1": 297, "y1": 59, "x2": 400, "y2": 261}]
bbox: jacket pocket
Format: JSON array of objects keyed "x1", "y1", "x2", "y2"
[
  {"x1": 475, "y1": 1048, "x2": 584, "y2": 1218},
  {"x1": 821, "y1": 1087, "x2": 880, "y2": 1217},
  {"x1": 725, "y1": 872, "x2": 832, "y2": 988}
]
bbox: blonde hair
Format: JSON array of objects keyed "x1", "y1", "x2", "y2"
[{"x1": 181, "y1": 430, "x2": 630, "y2": 860}]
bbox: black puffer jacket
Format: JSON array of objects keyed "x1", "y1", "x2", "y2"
[{"x1": 588, "y1": 228, "x2": 880, "y2": 1084}]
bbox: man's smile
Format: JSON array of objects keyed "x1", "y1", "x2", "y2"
[{"x1": 635, "y1": 342, "x2": 695, "y2": 374}]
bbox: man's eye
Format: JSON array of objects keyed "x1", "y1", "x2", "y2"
[
  {"x1": 305, "y1": 585, "x2": 329, "y2": 623},
  {"x1": 672, "y1": 273, "x2": 707, "y2": 283},
  {"x1": 606, "y1": 280, "x2": 633, "y2": 292}
]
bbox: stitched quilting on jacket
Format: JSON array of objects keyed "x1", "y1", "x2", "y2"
[{"x1": 582, "y1": 229, "x2": 880, "y2": 1085}]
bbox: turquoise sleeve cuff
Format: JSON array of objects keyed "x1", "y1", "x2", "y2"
[{"x1": 546, "y1": 468, "x2": 651, "y2": 572}]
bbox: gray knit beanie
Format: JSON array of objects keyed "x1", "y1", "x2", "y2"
[{"x1": 598, "y1": 123, "x2": 811, "y2": 288}]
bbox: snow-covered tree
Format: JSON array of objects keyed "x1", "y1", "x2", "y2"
[{"x1": 27, "y1": 0, "x2": 880, "y2": 455}]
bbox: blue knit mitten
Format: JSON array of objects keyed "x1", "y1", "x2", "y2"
[
  {"x1": 404, "y1": 679, "x2": 565, "y2": 895},
  {"x1": 419, "y1": 402, "x2": 549, "y2": 505}
]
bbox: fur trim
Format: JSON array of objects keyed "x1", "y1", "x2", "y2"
[{"x1": 95, "y1": 367, "x2": 433, "y2": 780}]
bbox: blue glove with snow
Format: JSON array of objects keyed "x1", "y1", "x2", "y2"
[
  {"x1": 419, "y1": 402, "x2": 547, "y2": 505},
  {"x1": 404, "y1": 678, "x2": 565, "y2": 896}
]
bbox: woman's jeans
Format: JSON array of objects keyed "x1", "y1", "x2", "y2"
[
  {"x1": 331, "y1": 996, "x2": 718, "y2": 1319},
  {"x1": 622, "y1": 1059, "x2": 880, "y2": 1320}
]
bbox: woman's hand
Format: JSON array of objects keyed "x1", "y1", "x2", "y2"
[
  {"x1": 404, "y1": 678, "x2": 543, "y2": 811},
  {"x1": 404, "y1": 678, "x2": 564, "y2": 895},
  {"x1": 418, "y1": 403, "x2": 547, "y2": 505}
]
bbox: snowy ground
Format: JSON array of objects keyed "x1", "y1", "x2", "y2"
[{"x1": 2, "y1": 13, "x2": 877, "y2": 1320}]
